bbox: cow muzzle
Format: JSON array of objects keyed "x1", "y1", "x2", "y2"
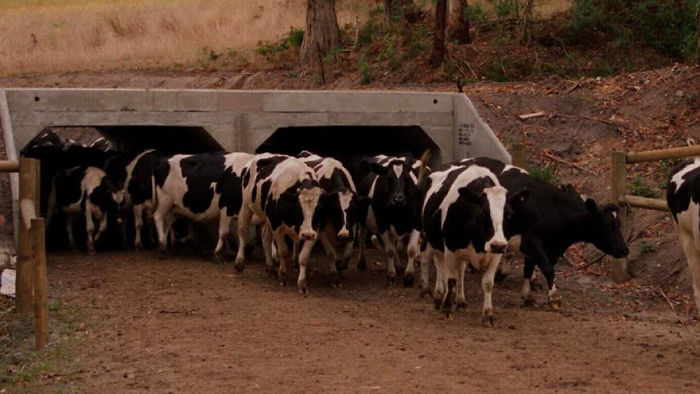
[
  {"x1": 300, "y1": 231, "x2": 317, "y2": 241},
  {"x1": 487, "y1": 241, "x2": 507, "y2": 254}
]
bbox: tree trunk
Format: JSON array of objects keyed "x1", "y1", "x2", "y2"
[
  {"x1": 430, "y1": 0, "x2": 448, "y2": 67},
  {"x1": 451, "y1": 0, "x2": 471, "y2": 44},
  {"x1": 384, "y1": 0, "x2": 413, "y2": 23},
  {"x1": 520, "y1": 0, "x2": 535, "y2": 44},
  {"x1": 300, "y1": 0, "x2": 340, "y2": 65},
  {"x1": 696, "y1": 0, "x2": 699, "y2": 66}
]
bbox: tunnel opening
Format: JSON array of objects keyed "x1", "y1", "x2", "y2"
[
  {"x1": 96, "y1": 126, "x2": 223, "y2": 155},
  {"x1": 256, "y1": 126, "x2": 442, "y2": 168}
]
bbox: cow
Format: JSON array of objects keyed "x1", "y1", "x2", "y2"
[
  {"x1": 46, "y1": 166, "x2": 124, "y2": 254},
  {"x1": 666, "y1": 158, "x2": 700, "y2": 316},
  {"x1": 420, "y1": 161, "x2": 529, "y2": 322},
  {"x1": 151, "y1": 152, "x2": 254, "y2": 260},
  {"x1": 234, "y1": 154, "x2": 326, "y2": 294},
  {"x1": 298, "y1": 150, "x2": 368, "y2": 286},
  {"x1": 354, "y1": 154, "x2": 426, "y2": 285},
  {"x1": 460, "y1": 157, "x2": 629, "y2": 309}
]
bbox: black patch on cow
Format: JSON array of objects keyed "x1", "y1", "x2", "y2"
[
  {"x1": 259, "y1": 180, "x2": 272, "y2": 211},
  {"x1": 104, "y1": 155, "x2": 129, "y2": 191},
  {"x1": 52, "y1": 167, "x2": 87, "y2": 209},
  {"x1": 242, "y1": 167, "x2": 251, "y2": 188},
  {"x1": 90, "y1": 176, "x2": 119, "y2": 215},
  {"x1": 131, "y1": 151, "x2": 165, "y2": 205},
  {"x1": 216, "y1": 165, "x2": 244, "y2": 216},
  {"x1": 255, "y1": 155, "x2": 288, "y2": 184},
  {"x1": 179, "y1": 153, "x2": 225, "y2": 214},
  {"x1": 667, "y1": 160, "x2": 700, "y2": 222}
]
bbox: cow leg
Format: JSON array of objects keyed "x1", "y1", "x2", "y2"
[
  {"x1": 133, "y1": 204, "x2": 145, "y2": 251},
  {"x1": 380, "y1": 232, "x2": 398, "y2": 285},
  {"x1": 262, "y1": 224, "x2": 276, "y2": 277},
  {"x1": 65, "y1": 215, "x2": 77, "y2": 253},
  {"x1": 419, "y1": 245, "x2": 433, "y2": 297},
  {"x1": 152, "y1": 197, "x2": 173, "y2": 253},
  {"x1": 93, "y1": 213, "x2": 108, "y2": 244},
  {"x1": 441, "y1": 251, "x2": 459, "y2": 319},
  {"x1": 356, "y1": 226, "x2": 368, "y2": 271},
  {"x1": 339, "y1": 241, "x2": 353, "y2": 272},
  {"x1": 297, "y1": 239, "x2": 316, "y2": 295},
  {"x1": 272, "y1": 232, "x2": 289, "y2": 286},
  {"x1": 319, "y1": 232, "x2": 340, "y2": 288},
  {"x1": 403, "y1": 229, "x2": 420, "y2": 287},
  {"x1": 234, "y1": 207, "x2": 253, "y2": 272},
  {"x1": 214, "y1": 213, "x2": 233, "y2": 263},
  {"x1": 481, "y1": 254, "x2": 502, "y2": 326},
  {"x1": 679, "y1": 228, "x2": 700, "y2": 315},
  {"x1": 85, "y1": 208, "x2": 96, "y2": 255},
  {"x1": 433, "y1": 253, "x2": 445, "y2": 309},
  {"x1": 522, "y1": 259, "x2": 536, "y2": 307},
  {"x1": 455, "y1": 259, "x2": 467, "y2": 311}
]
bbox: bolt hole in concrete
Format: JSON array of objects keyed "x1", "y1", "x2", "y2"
[
  {"x1": 34, "y1": 96, "x2": 40, "y2": 102},
  {"x1": 433, "y1": 99, "x2": 438, "y2": 104}
]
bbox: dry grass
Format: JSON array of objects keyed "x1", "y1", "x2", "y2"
[
  {"x1": 0, "y1": 0, "x2": 367, "y2": 76},
  {"x1": 0, "y1": 0, "x2": 571, "y2": 77}
]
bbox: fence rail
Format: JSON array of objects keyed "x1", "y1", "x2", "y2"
[{"x1": 611, "y1": 146, "x2": 700, "y2": 282}]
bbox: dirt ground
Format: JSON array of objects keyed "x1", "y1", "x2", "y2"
[{"x1": 4, "y1": 249, "x2": 700, "y2": 392}]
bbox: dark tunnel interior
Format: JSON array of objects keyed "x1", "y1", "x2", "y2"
[
  {"x1": 256, "y1": 126, "x2": 441, "y2": 168},
  {"x1": 96, "y1": 126, "x2": 223, "y2": 155}
]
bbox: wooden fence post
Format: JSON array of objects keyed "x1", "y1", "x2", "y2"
[
  {"x1": 610, "y1": 151, "x2": 629, "y2": 282},
  {"x1": 16, "y1": 157, "x2": 39, "y2": 313},
  {"x1": 512, "y1": 143, "x2": 526, "y2": 168},
  {"x1": 31, "y1": 218, "x2": 48, "y2": 350}
]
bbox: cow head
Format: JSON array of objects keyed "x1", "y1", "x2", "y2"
[
  {"x1": 370, "y1": 159, "x2": 418, "y2": 208},
  {"x1": 320, "y1": 188, "x2": 371, "y2": 245},
  {"x1": 91, "y1": 177, "x2": 126, "y2": 224},
  {"x1": 458, "y1": 182, "x2": 530, "y2": 254},
  {"x1": 275, "y1": 178, "x2": 326, "y2": 241},
  {"x1": 584, "y1": 199, "x2": 629, "y2": 258}
]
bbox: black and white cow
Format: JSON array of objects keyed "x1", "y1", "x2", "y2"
[
  {"x1": 151, "y1": 152, "x2": 254, "y2": 259},
  {"x1": 667, "y1": 158, "x2": 700, "y2": 315},
  {"x1": 298, "y1": 150, "x2": 368, "y2": 286},
  {"x1": 234, "y1": 154, "x2": 325, "y2": 294},
  {"x1": 46, "y1": 166, "x2": 124, "y2": 254},
  {"x1": 463, "y1": 157, "x2": 629, "y2": 309},
  {"x1": 355, "y1": 154, "x2": 426, "y2": 285},
  {"x1": 420, "y1": 162, "x2": 529, "y2": 322}
]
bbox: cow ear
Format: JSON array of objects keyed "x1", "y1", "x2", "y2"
[
  {"x1": 457, "y1": 187, "x2": 483, "y2": 205},
  {"x1": 585, "y1": 198, "x2": 598, "y2": 213},
  {"x1": 511, "y1": 188, "x2": 530, "y2": 205}
]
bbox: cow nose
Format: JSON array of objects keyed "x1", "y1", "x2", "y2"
[
  {"x1": 489, "y1": 241, "x2": 507, "y2": 254},
  {"x1": 392, "y1": 194, "x2": 406, "y2": 205},
  {"x1": 337, "y1": 230, "x2": 351, "y2": 242},
  {"x1": 300, "y1": 231, "x2": 317, "y2": 241}
]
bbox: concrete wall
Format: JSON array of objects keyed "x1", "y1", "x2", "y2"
[{"x1": 1, "y1": 88, "x2": 510, "y2": 164}]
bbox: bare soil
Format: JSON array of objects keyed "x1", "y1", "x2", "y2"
[{"x1": 4, "y1": 249, "x2": 699, "y2": 393}]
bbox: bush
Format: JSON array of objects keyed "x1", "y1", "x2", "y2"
[
  {"x1": 630, "y1": 176, "x2": 659, "y2": 198},
  {"x1": 358, "y1": 54, "x2": 371, "y2": 84},
  {"x1": 564, "y1": 0, "x2": 697, "y2": 60},
  {"x1": 529, "y1": 165, "x2": 557, "y2": 184}
]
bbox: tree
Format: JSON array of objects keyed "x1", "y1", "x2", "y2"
[
  {"x1": 520, "y1": 0, "x2": 535, "y2": 44},
  {"x1": 451, "y1": 0, "x2": 471, "y2": 44},
  {"x1": 430, "y1": 0, "x2": 448, "y2": 67},
  {"x1": 696, "y1": 0, "x2": 699, "y2": 65},
  {"x1": 300, "y1": 0, "x2": 340, "y2": 65}
]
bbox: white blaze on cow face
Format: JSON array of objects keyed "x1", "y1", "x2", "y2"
[
  {"x1": 484, "y1": 185, "x2": 508, "y2": 253},
  {"x1": 337, "y1": 190, "x2": 354, "y2": 239},
  {"x1": 298, "y1": 186, "x2": 323, "y2": 241},
  {"x1": 392, "y1": 164, "x2": 403, "y2": 178}
]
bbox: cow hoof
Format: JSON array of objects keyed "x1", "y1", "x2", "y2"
[
  {"x1": 233, "y1": 263, "x2": 244, "y2": 274},
  {"x1": 357, "y1": 260, "x2": 367, "y2": 272},
  {"x1": 403, "y1": 273, "x2": 414, "y2": 288},
  {"x1": 433, "y1": 298, "x2": 442, "y2": 310},
  {"x1": 335, "y1": 260, "x2": 348, "y2": 272},
  {"x1": 298, "y1": 283, "x2": 308, "y2": 295},
  {"x1": 482, "y1": 309, "x2": 495, "y2": 326},
  {"x1": 456, "y1": 302, "x2": 467, "y2": 311},
  {"x1": 330, "y1": 274, "x2": 340, "y2": 288},
  {"x1": 443, "y1": 309, "x2": 454, "y2": 320},
  {"x1": 396, "y1": 266, "x2": 405, "y2": 277},
  {"x1": 134, "y1": 243, "x2": 144, "y2": 252},
  {"x1": 523, "y1": 297, "x2": 536, "y2": 308},
  {"x1": 213, "y1": 254, "x2": 225, "y2": 264},
  {"x1": 278, "y1": 278, "x2": 287, "y2": 287},
  {"x1": 386, "y1": 273, "x2": 397, "y2": 286},
  {"x1": 264, "y1": 265, "x2": 277, "y2": 277}
]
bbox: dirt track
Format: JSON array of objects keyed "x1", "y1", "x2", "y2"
[{"x1": 28, "y1": 250, "x2": 700, "y2": 392}]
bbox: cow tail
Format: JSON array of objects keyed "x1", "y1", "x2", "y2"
[
  {"x1": 417, "y1": 149, "x2": 431, "y2": 184},
  {"x1": 150, "y1": 172, "x2": 158, "y2": 211}
]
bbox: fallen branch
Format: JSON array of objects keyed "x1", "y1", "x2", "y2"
[
  {"x1": 451, "y1": 55, "x2": 478, "y2": 80},
  {"x1": 542, "y1": 150, "x2": 599, "y2": 176},
  {"x1": 552, "y1": 112, "x2": 628, "y2": 128},
  {"x1": 577, "y1": 231, "x2": 642, "y2": 270},
  {"x1": 564, "y1": 77, "x2": 585, "y2": 94},
  {"x1": 518, "y1": 111, "x2": 546, "y2": 120},
  {"x1": 654, "y1": 286, "x2": 676, "y2": 312}
]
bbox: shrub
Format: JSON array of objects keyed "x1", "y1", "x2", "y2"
[
  {"x1": 358, "y1": 54, "x2": 371, "y2": 84},
  {"x1": 630, "y1": 176, "x2": 659, "y2": 198},
  {"x1": 638, "y1": 240, "x2": 657, "y2": 255},
  {"x1": 529, "y1": 165, "x2": 556, "y2": 184}
]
